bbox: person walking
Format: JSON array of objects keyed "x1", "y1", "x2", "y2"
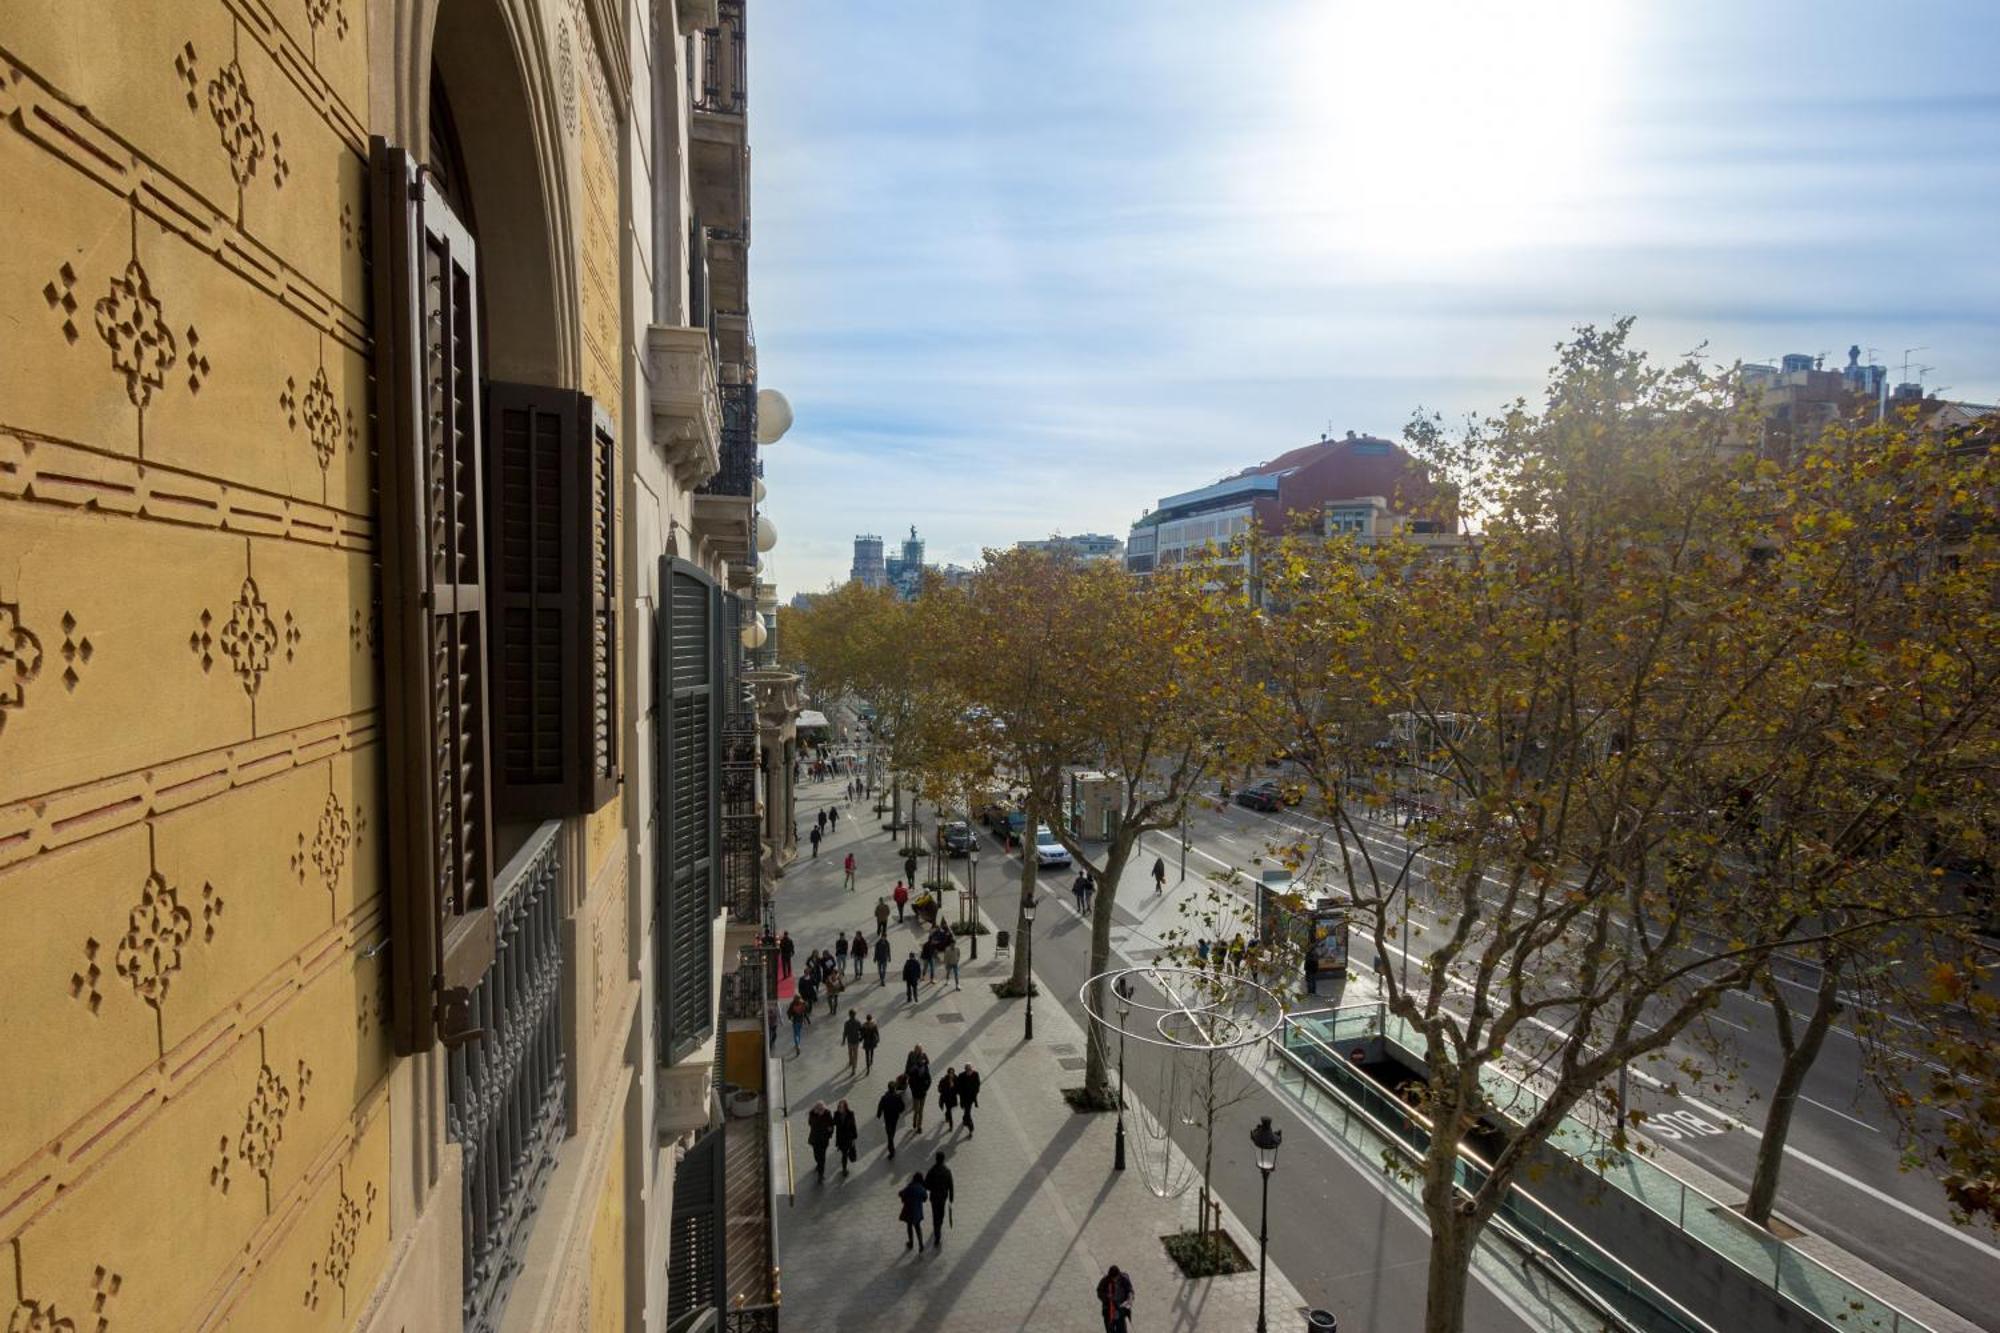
[
  {"x1": 958, "y1": 1063, "x2": 981, "y2": 1135},
  {"x1": 1082, "y1": 872, "x2": 1096, "y2": 915},
  {"x1": 1096, "y1": 1266, "x2": 1135, "y2": 1332},
  {"x1": 823, "y1": 964, "x2": 845, "y2": 1017},
  {"x1": 919, "y1": 931, "x2": 938, "y2": 984},
  {"x1": 828, "y1": 806, "x2": 840, "y2": 834},
  {"x1": 842, "y1": 1010, "x2": 863, "y2": 1074},
  {"x1": 893, "y1": 881, "x2": 909, "y2": 922},
  {"x1": 816, "y1": 808, "x2": 827, "y2": 837},
  {"x1": 861, "y1": 1015, "x2": 881, "y2": 1073},
  {"x1": 850, "y1": 929, "x2": 868, "y2": 977},
  {"x1": 903, "y1": 849, "x2": 918, "y2": 890},
  {"x1": 834, "y1": 931, "x2": 850, "y2": 974},
  {"x1": 937, "y1": 1066, "x2": 960, "y2": 1129},
  {"x1": 874, "y1": 897, "x2": 891, "y2": 938},
  {"x1": 873, "y1": 934, "x2": 892, "y2": 985},
  {"x1": 943, "y1": 937, "x2": 962, "y2": 990},
  {"x1": 1228, "y1": 932, "x2": 1246, "y2": 975},
  {"x1": 876, "y1": 1078, "x2": 907, "y2": 1160},
  {"x1": 834, "y1": 1099, "x2": 859, "y2": 1175},
  {"x1": 907, "y1": 1048, "x2": 932, "y2": 1132},
  {"x1": 1071, "y1": 869, "x2": 1088, "y2": 914},
  {"x1": 797, "y1": 968, "x2": 819, "y2": 1017},
  {"x1": 843, "y1": 852, "x2": 857, "y2": 892},
  {"x1": 901, "y1": 952, "x2": 922, "y2": 1003},
  {"x1": 924, "y1": 1151, "x2": 955, "y2": 1249},
  {"x1": 787, "y1": 994, "x2": 808, "y2": 1054},
  {"x1": 897, "y1": 1171, "x2": 929, "y2": 1252},
  {"x1": 778, "y1": 930, "x2": 795, "y2": 979},
  {"x1": 807, "y1": 1101, "x2": 834, "y2": 1182},
  {"x1": 809, "y1": 823, "x2": 822, "y2": 857},
  {"x1": 1152, "y1": 855, "x2": 1167, "y2": 894}
]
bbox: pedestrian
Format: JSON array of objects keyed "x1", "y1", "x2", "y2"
[
  {"x1": 901, "y1": 951, "x2": 922, "y2": 1002},
  {"x1": 835, "y1": 932, "x2": 850, "y2": 973},
  {"x1": 897, "y1": 1171, "x2": 929, "y2": 1252},
  {"x1": 1082, "y1": 872, "x2": 1096, "y2": 915},
  {"x1": 797, "y1": 968, "x2": 819, "y2": 1017},
  {"x1": 1152, "y1": 856, "x2": 1167, "y2": 894},
  {"x1": 904, "y1": 850, "x2": 918, "y2": 888},
  {"x1": 1072, "y1": 869, "x2": 1088, "y2": 914},
  {"x1": 924, "y1": 1151, "x2": 955, "y2": 1248},
  {"x1": 874, "y1": 934, "x2": 892, "y2": 984},
  {"x1": 787, "y1": 994, "x2": 808, "y2": 1054},
  {"x1": 778, "y1": 930, "x2": 795, "y2": 978},
  {"x1": 817, "y1": 808, "x2": 827, "y2": 835},
  {"x1": 943, "y1": 937, "x2": 962, "y2": 990},
  {"x1": 1195, "y1": 937, "x2": 1211, "y2": 969},
  {"x1": 829, "y1": 806, "x2": 839, "y2": 834},
  {"x1": 850, "y1": 929, "x2": 869, "y2": 977},
  {"x1": 920, "y1": 931, "x2": 937, "y2": 984},
  {"x1": 809, "y1": 824, "x2": 822, "y2": 857},
  {"x1": 807, "y1": 1101, "x2": 834, "y2": 1181},
  {"x1": 938, "y1": 1066, "x2": 960, "y2": 1128},
  {"x1": 907, "y1": 1048, "x2": 932, "y2": 1131},
  {"x1": 824, "y1": 964, "x2": 845, "y2": 1016},
  {"x1": 834, "y1": 1099, "x2": 859, "y2": 1175},
  {"x1": 958, "y1": 1063, "x2": 981, "y2": 1135},
  {"x1": 893, "y1": 880, "x2": 909, "y2": 922},
  {"x1": 877, "y1": 1078, "x2": 907, "y2": 1159},
  {"x1": 875, "y1": 897, "x2": 891, "y2": 937},
  {"x1": 861, "y1": 1015, "x2": 880, "y2": 1073},
  {"x1": 843, "y1": 1010, "x2": 863, "y2": 1074},
  {"x1": 1229, "y1": 932, "x2": 1246, "y2": 975},
  {"x1": 1096, "y1": 1265, "x2": 1135, "y2": 1332},
  {"x1": 844, "y1": 852, "x2": 857, "y2": 892}
]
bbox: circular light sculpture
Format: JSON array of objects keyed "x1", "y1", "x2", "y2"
[
  {"x1": 755, "y1": 514, "x2": 777, "y2": 553},
  {"x1": 755, "y1": 389, "x2": 793, "y2": 444},
  {"x1": 753, "y1": 477, "x2": 767, "y2": 503},
  {"x1": 741, "y1": 617, "x2": 768, "y2": 650}
]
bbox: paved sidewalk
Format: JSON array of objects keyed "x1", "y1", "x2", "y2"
[{"x1": 770, "y1": 778, "x2": 1311, "y2": 1332}]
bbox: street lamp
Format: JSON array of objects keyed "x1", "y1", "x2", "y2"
[
  {"x1": 968, "y1": 847, "x2": 981, "y2": 960},
  {"x1": 1021, "y1": 895, "x2": 1037, "y2": 1042},
  {"x1": 1113, "y1": 978, "x2": 1132, "y2": 1171},
  {"x1": 1250, "y1": 1115, "x2": 1283, "y2": 1333}
]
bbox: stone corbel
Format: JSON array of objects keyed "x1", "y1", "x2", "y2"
[
  {"x1": 676, "y1": 0, "x2": 720, "y2": 36},
  {"x1": 647, "y1": 324, "x2": 722, "y2": 488},
  {"x1": 657, "y1": 1052, "x2": 714, "y2": 1142}
]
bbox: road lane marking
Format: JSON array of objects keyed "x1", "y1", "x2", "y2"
[{"x1": 1800, "y1": 1095, "x2": 1880, "y2": 1134}]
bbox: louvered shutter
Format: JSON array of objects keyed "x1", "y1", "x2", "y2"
[
  {"x1": 664, "y1": 1124, "x2": 727, "y2": 1321},
  {"x1": 371, "y1": 137, "x2": 496, "y2": 1054},
  {"x1": 483, "y1": 386, "x2": 620, "y2": 818},
  {"x1": 659, "y1": 557, "x2": 717, "y2": 1062}
]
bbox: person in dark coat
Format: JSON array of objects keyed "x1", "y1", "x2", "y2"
[
  {"x1": 806, "y1": 1101, "x2": 834, "y2": 1181},
  {"x1": 833, "y1": 1099, "x2": 860, "y2": 1175},
  {"x1": 903, "y1": 850, "x2": 919, "y2": 888},
  {"x1": 860, "y1": 1015, "x2": 880, "y2": 1073},
  {"x1": 842, "y1": 1011, "x2": 864, "y2": 1076},
  {"x1": 901, "y1": 952, "x2": 922, "y2": 1003},
  {"x1": 1096, "y1": 1265, "x2": 1135, "y2": 1332},
  {"x1": 897, "y1": 1172, "x2": 929, "y2": 1252},
  {"x1": 829, "y1": 806, "x2": 840, "y2": 833},
  {"x1": 787, "y1": 995, "x2": 809, "y2": 1054},
  {"x1": 797, "y1": 969, "x2": 819, "y2": 1015},
  {"x1": 876, "y1": 1079, "x2": 907, "y2": 1159},
  {"x1": 850, "y1": 929, "x2": 868, "y2": 977},
  {"x1": 1072, "y1": 870, "x2": 1089, "y2": 914},
  {"x1": 816, "y1": 808, "x2": 827, "y2": 835},
  {"x1": 957, "y1": 1063, "x2": 981, "y2": 1135},
  {"x1": 924, "y1": 1151, "x2": 955, "y2": 1248},
  {"x1": 823, "y1": 964, "x2": 845, "y2": 1017},
  {"x1": 875, "y1": 898, "x2": 891, "y2": 938},
  {"x1": 937, "y1": 1066, "x2": 960, "y2": 1129},
  {"x1": 778, "y1": 930, "x2": 795, "y2": 978},
  {"x1": 874, "y1": 934, "x2": 892, "y2": 984},
  {"x1": 907, "y1": 1049, "x2": 933, "y2": 1132},
  {"x1": 809, "y1": 823, "x2": 822, "y2": 857},
  {"x1": 835, "y1": 932, "x2": 851, "y2": 972}
]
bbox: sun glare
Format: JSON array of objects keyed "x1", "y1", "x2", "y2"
[{"x1": 1269, "y1": 0, "x2": 1628, "y2": 267}]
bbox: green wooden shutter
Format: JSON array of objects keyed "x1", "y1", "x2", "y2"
[
  {"x1": 660, "y1": 557, "x2": 717, "y2": 1062},
  {"x1": 371, "y1": 135, "x2": 495, "y2": 1054},
  {"x1": 665, "y1": 1123, "x2": 727, "y2": 1321}
]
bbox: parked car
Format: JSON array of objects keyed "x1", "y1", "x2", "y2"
[
  {"x1": 1033, "y1": 825, "x2": 1072, "y2": 868},
  {"x1": 1234, "y1": 779, "x2": 1282, "y2": 812},
  {"x1": 941, "y1": 820, "x2": 977, "y2": 856}
]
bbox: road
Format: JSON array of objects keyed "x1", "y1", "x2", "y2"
[{"x1": 1133, "y1": 792, "x2": 2000, "y2": 1327}]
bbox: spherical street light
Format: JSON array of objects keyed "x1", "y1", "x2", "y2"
[
  {"x1": 755, "y1": 388, "x2": 793, "y2": 444},
  {"x1": 753, "y1": 477, "x2": 767, "y2": 503},
  {"x1": 741, "y1": 617, "x2": 768, "y2": 651},
  {"x1": 755, "y1": 514, "x2": 777, "y2": 553}
]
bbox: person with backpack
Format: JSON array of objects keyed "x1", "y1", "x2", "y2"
[
  {"x1": 842, "y1": 1010, "x2": 864, "y2": 1075},
  {"x1": 1096, "y1": 1265, "x2": 1135, "y2": 1332},
  {"x1": 833, "y1": 1099, "x2": 859, "y2": 1175},
  {"x1": 861, "y1": 1014, "x2": 881, "y2": 1073},
  {"x1": 876, "y1": 1078, "x2": 907, "y2": 1160}
]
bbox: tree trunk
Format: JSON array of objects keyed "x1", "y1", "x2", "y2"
[
  {"x1": 1081, "y1": 838, "x2": 1135, "y2": 1101},
  {"x1": 1008, "y1": 829, "x2": 1039, "y2": 992},
  {"x1": 890, "y1": 777, "x2": 902, "y2": 833},
  {"x1": 1419, "y1": 1124, "x2": 1477, "y2": 1333},
  {"x1": 1744, "y1": 959, "x2": 1841, "y2": 1226}
]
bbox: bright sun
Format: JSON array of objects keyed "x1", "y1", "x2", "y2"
[{"x1": 1266, "y1": 0, "x2": 1629, "y2": 267}]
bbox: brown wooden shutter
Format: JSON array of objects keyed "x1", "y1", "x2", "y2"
[
  {"x1": 371, "y1": 136, "x2": 496, "y2": 1055},
  {"x1": 482, "y1": 386, "x2": 619, "y2": 818}
]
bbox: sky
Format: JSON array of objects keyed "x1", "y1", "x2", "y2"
[{"x1": 746, "y1": 0, "x2": 2000, "y2": 595}]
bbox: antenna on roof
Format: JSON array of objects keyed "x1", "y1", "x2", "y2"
[{"x1": 1901, "y1": 346, "x2": 1930, "y2": 383}]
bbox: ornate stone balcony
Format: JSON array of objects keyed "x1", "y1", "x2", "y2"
[{"x1": 647, "y1": 324, "x2": 722, "y2": 488}]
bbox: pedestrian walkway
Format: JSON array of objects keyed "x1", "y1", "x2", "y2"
[{"x1": 770, "y1": 775, "x2": 1311, "y2": 1332}]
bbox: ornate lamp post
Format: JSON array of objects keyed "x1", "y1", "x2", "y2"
[
  {"x1": 1250, "y1": 1115, "x2": 1283, "y2": 1333},
  {"x1": 1021, "y1": 895, "x2": 1037, "y2": 1041},
  {"x1": 1113, "y1": 977, "x2": 1132, "y2": 1171}
]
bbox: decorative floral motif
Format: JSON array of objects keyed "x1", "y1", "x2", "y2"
[
  {"x1": 306, "y1": 0, "x2": 349, "y2": 41},
  {"x1": 557, "y1": 19, "x2": 578, "y2": 136},
  {"x1": 1, "y1": 599, "x2": 43, "y2": 730},
  {"x1": 311, "y1": 792, "x2": 352, "y2": 891},
  {"x1": 94, "y1": 259, "x2": 178, "y2": 408},
  {"x1": 217, "y1": 578, "x2": 279, "y2": 697},
  {"x1": 306, "y1": 1186, "x2": 364, "y2": 1310},
  {"x1": 207, "y1": 60, "x2": 265, "y2": 186},
  {"x1": 6, "y1": 1296, "x2": 76, "y2": 1333},
  {"x1": 114, "y1": 872, "x2": 195, "y2": 1011},
  {"x1": 237, "y1": 1062, "x2": 293, "y2": 1182},
  {"x1": 302, "y1": 367, "x2": 340, "y2": 471}
]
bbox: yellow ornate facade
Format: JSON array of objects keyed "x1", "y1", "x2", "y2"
[{"x1": 1, "y1": 0, "x2": 773, "y2": 1328}]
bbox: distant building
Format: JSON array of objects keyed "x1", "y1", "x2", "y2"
[
  {"x1": 885, "y1": 525, "x2": 928, "y2": 599},
  {"x1": 1125, "y1": 432, "x2": 1454, "y2": 575},
  {"x1": 1018, "y1": 532, "x2": 1125, "y2": 562},
  {"x1": 851, "y1": 533, "x2": 887, "y2": 588},
  {"x1": 1739, "y1": 344, "x2": 1994, "y2": 452}
]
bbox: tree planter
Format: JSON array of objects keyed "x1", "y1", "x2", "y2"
[
  {"x1": 1061, "y1": 1086, "x2": 1119, "y2": 1114},
  {"x1": 1161, "y1": 1230, "x2": 1251, "y2": 1278}
]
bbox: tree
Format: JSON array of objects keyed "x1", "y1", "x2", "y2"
[{"x1": 1233, "y1": 323, "x2": 2000, "y2": 1332}]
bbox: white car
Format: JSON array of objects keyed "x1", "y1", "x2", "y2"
[{"x1": 1033, "y1": 825, "x2": 1072, "y2": 868}]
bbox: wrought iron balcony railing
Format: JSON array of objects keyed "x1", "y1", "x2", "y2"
[
  {"x1": 699, "y1": 382, "x2": 758, "y2": 498},
  {"x1": 448, "y1": 819, "x2": 568, "y2": 1333},
  {"x1": 695, "y1": 0, "x2": 746, "y2": 115},
  {"x1": 725, "y1": 1304, "x2": 781, "y2": 1332},
  {"x1": 720, "y1": 726, "x2": 762, "y2": 923}
]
